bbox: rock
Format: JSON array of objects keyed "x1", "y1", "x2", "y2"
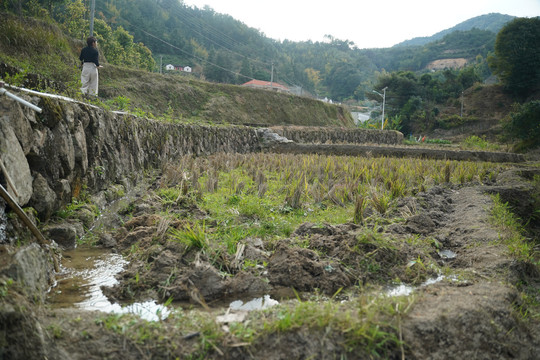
[
  {"x1": 0, "y1": 96, "x2": 34, "y2": 154},
  {"x1": 72, "y1": 120, "x2": 88, "y2": 173},
  {"x1": 29, "y1": 173, "x2": 57, "y2": 219},
  {"x1": 192, "y1": 262, "x2": 227, "y2": 299},
  {"x1": 46, "y1": 223, "x2": 79, "y2": 249},
  {"x1": 55, "y1": 179, "x2": 72, "y2": 205},
  {"x1": 0, "y1": 243, "x2": 54, "y2": 301},
  {"x1": 0, "y1": 304, "x2": 50, "y2": 359},
  {"x1": 257, "y1": 128, "x2": 293, "y2": 145},
  {"x1": 99, "y1": 233, "x2": 116, "y2": 248},
  {"x1": 0, "y1": 122, "x2": 33, "y2": 206},
  {"x1": 76, "y1": 205, "x2": 97, "y2": 228}
]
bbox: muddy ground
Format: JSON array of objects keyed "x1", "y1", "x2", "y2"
[{"x1": 1, "y1": 163, "x2": 540, "y2": 359}]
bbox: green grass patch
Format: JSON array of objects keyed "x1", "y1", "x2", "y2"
[
  {"x1": 169, "y1": 222, "x2": 208, "y2": 250},
  {"x1": 489, "y1": 193, "x2": 535, "y2": 262},
  {"x1": 230, "y1": 294, "x2": 413, "y2": 357},
  {"x1": 461, "y1": 135, "x2": 500, "y2": 151},
  {"x1": 157, "y1": 154, "x2": 507, "y2": 263}
]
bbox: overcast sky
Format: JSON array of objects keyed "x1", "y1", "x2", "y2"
[{"x1": 182, "y1": 0, "x2": 540, "y2": 48}]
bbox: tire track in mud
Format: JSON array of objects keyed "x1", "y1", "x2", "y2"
[{"x1": 401, "y1": 186, "x2": 540, "y2": 359}]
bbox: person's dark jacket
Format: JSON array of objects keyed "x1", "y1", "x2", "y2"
[{"x1": 79, "y1": 46, "x2": 100, "y2": 67}]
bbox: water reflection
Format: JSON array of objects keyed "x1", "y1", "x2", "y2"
[
  {"x1": 216, "y1": 294, "x2": 280, "y2": 324},
  {"x1": 49, "y1": 246, "x2": 169, "y2": 321},
  {"x1": 386, "y1": 274, "x2": 446, "y2": 297},
  {"x1": 229, "y1": 294, "x2": 279, "y2": 311}
]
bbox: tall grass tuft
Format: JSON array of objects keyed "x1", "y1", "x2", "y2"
[
  {"x1": 169, "y1": 222, "x2": 208, "y2": 250},
  {"x1": 444, "y1": 161, "x2": 451, "y2": 183},
  {"x1": 353, "y1": 195, "x2": 366, "y2": 224},
  {"x1": 370, "y1": 188, "x2": 392, "y2": 215},
  {"x1": 285, "y1": 180, "x2": 303, "y2": 209}
]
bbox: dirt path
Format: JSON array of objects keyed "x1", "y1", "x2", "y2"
[{"x1": 402, "y1": 186, "x2": 540, "y2": 359}]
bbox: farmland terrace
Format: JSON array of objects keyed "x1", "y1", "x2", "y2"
[{"x1": 0, "y1": 89, "x2": 539, "y2": 359}]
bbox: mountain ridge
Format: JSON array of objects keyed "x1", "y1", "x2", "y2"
[{"x1": 393, "y1": 13, "x2": 515, "y2": 47}]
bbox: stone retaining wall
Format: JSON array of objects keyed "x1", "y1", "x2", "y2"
[
  {"x1": 0, "y1": 93, "x2": 259, "y2": 220},
  {"x1": 268, "y1": 143, "x2": 525, "y2": 163},
  {"x1": 270, "y1": 126, "x2": 403, "y2": 145},
  {"x1": 0, "y1": 90, "x2": 521, "y2": 224},
  {"x1": 2, "y1": 92, "x2": 399, "y2": 221}
]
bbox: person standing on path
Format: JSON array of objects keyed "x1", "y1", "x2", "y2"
[{"x1": 79, "y1": 36, "x2": 102, "y2": 96}]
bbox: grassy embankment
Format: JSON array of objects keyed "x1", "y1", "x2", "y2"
[{"x1": 0, "y1": 13, "x2": 353, "y2": 128}]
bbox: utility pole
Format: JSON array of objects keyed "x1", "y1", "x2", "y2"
[
  {"x1": 89, "y1": 0, "x2": 95, "y2": 36},
  {"x1": 160, "y1": 55, "x2": 163, "y2": 74},
  {"x1": 460, "y1": 91, "x2": 464, "y2": 117},
  {"x1": 372, "y1": 87, "x2": 388, "y2": 130},
  {"x1": 270, "y1": 62, "x2": 274, "y2": 88}
]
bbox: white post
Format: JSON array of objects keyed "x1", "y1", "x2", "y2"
[
  {"x1": 270, "y1": 62, "x2": 274, "y2": 88},
  {"x1": 381, "y1": 87, "x2": 387, "y2": 130},
  {"x1": 460, "y1": 91, "x2": 463, "y2": 117},
  {"x1": 372, "y1": 87, "x2": 388, "y2": 130}
]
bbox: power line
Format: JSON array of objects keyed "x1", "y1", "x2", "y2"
[
  {"x1": 159, "y1": 0, "x2": 274, "y2": 67},
  {"x1": 112, "y1": 1, "x2": 307, "y2": 88},
  {"x1": 126, "y1": 20, "x2": 257, "y2": 81},
  {"x1": 153, "y1": 0, "x2": 306, "y2": 88}
]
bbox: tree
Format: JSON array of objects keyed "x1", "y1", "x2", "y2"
[
  {"x1": 489, "y1": 17, "x2": 540, "y2": 98},
  {"x1": 239, "y1": 58, "x2": 252, "y2": 83},
  {"x1": 502, "y1": 100, "x2": 540, "y2": 150},
  {"x1": 324, "y1": 61, "x2": 361, "y2": 100},
  {"x1": 58, "y1": 0, "x2": 87, "y2": 40}
]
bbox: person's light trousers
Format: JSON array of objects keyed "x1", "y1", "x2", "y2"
[{"x1": 81, "y1": 63, "x2": 98, "y2": 95}]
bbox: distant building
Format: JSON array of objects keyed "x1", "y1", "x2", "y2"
[
  {"x1": 165, "y1": 64, "x2": 192, "y2": 72},
  {"x1": 241, "y1": 79, "x2": 290, "y2": 93}
]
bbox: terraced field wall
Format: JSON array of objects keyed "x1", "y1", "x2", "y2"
[{"x1": 0, "y1": 92, "x2": 398, "y2": 220}]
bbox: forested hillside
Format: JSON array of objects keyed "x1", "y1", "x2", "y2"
[
  {"x1": 84, "y1": 0, "x2": 507, "y2": 100},
  {"x1": 2, "y1": 0, "x2": 512, "y2": 101},
  {"x1": 2, "y1": 0, "x2": 537, "y2": 150}
]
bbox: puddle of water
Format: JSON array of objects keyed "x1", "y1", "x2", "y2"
[
  {"x1": 229, "y1": 294, "x2": 279, "y2": 311},
  {"x1": 438, "y1": 249, "x2": 457, "y2": 259},
  {"x1": 216, "y1": 294, "x2": 280, "y2": 324},
  {"x1": 386, "y1": 274, "x2": 446, "y2": 297},
  {"x1": 49, "y1": 246, "x2": 169, "y2": 321},
  {"x1": 387, "y1": 284, "x2": 414, "y2": 297}
]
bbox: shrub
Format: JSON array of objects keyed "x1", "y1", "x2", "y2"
[
  {"x1": 462, "y1": 135, "x2": 499, "y2": 151},
  {"x1": 436, "y1": 115, "x2": 477, "y2": 129},
  {"x1": 502, "y1": 101, "x2": 540, "y2": 151}
]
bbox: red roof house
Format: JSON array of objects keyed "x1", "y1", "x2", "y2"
[{"x1": 241, "y1": 79, "x2": 290, "y2": 93}]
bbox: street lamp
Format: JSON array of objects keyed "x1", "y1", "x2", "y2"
[{"x1": 372, "y1": 87, "x2": 387, "y2": 130}]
